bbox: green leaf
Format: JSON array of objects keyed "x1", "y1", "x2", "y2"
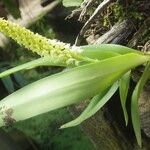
[
  {"x1": 0, "y1": 68, "x2": 15, "y2": 93},
  {"x1": 0, "y1": 53, "x2": 149, "y2": 127},
  {"x1": 119, "y1": 71, "x2": 131, "y2": 126},
  {"x1": 131, "y1": 62, "x2": 150, "y2": 147},
  {"x1": 61, "y1": 82, "x2": 118, "y2": 128},
  {"x1": 61, "y1": 89, "x2": 109, "y2": 128},
  {"x1": 63, "y1": 0, "x2": 83, "y2": 7},
  {"x1": 0, "y1": 56, "x2": 67, "y2": 78},
  {"x1": 81, "y1": 49, "x2": 119, "y2": 60},
  {"x1": 80, "y1": 44, "x2": 142, "y2": 60},
  {"x1": 13, "y1": 73, "x2": 28, "y2": 87},
  {"x1": 80, "y1": 44, "x2": 142, "y2": 54},
  {"x1": 2, "y1": 0, "x2": 21, "y2": 18}
]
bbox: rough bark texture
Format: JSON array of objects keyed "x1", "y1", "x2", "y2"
[{"x1": 139, "y1": 87, "x2": 150, "y2": 138}]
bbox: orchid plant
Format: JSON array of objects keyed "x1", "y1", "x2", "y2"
[{"x1": 0, "y1": 18, "x2": 150, "y2": 147}]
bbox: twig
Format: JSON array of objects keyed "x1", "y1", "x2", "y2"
[
  {"x1": 78, "y1": 0, "x2": 96, "y2": 22},
  {"x1": 75, "y1": 0, "x2": 113, "y2": 46},
  {"x1": 66, "y1": 0, "x2": 89, "y2": 20}
]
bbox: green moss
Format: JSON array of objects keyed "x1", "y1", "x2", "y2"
[{"x1": 4, "y1": 108, "x2": 94, "y2": 150}]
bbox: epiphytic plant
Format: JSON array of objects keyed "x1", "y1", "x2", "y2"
[{"x1": 0, "y1": 18, "x2": 150, "y2": 147}]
